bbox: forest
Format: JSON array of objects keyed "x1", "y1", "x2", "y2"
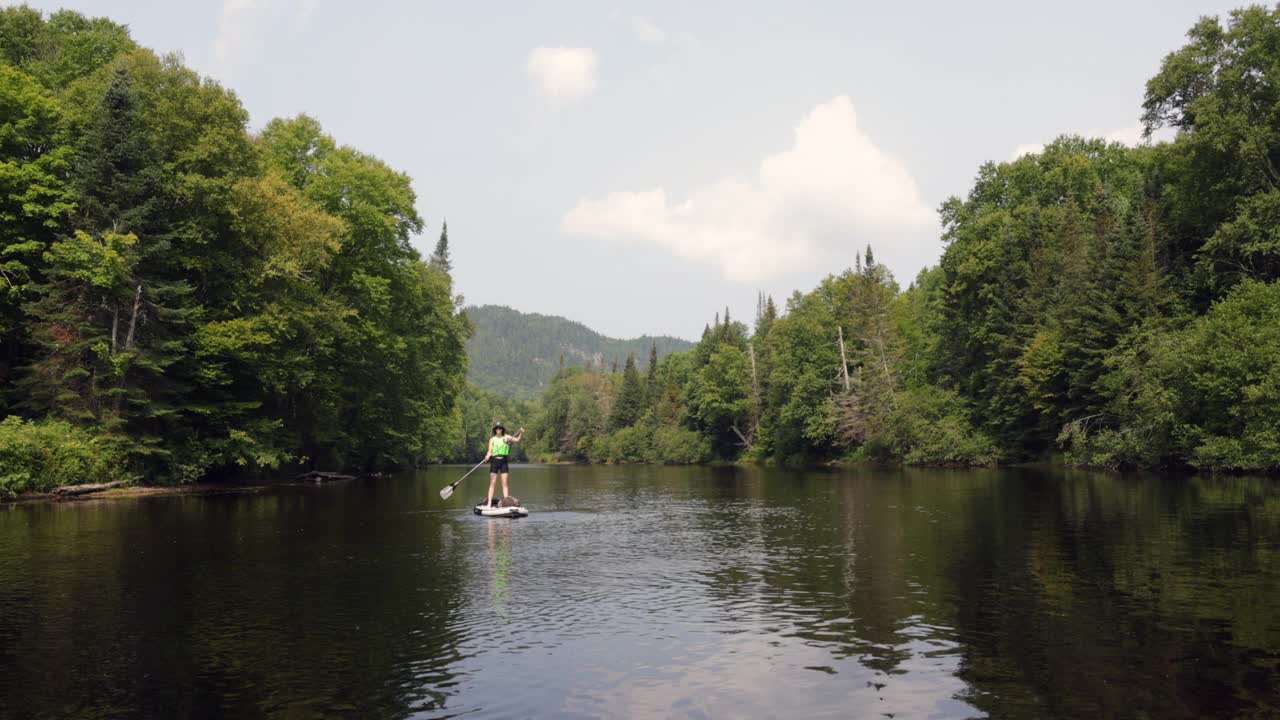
[
  {"x1": 525, "y1": 6, "x2": 1280, "y2": 474},
  {"x1": 463, "y1": 304, "x2": 691, "y2": 401},
  {"x1": 3, "y1": 6, "x2": 1279, "y2": 495},
  {"x1": 0, "y1": 7, "x2": 469, "y2": 494}
]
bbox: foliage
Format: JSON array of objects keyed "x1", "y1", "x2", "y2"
[
  {"x1": 0, "y1": 9, "x2": 468, "y2": 486},
  {"x1": 0, "y1": 415, "x2": 129, "y2": 496},
  {"x1": 865, "y1": 386, "x2": 998, "y2": 466},
  {"x1": 1062, "y1": 281, "x2": 1280, "y2": 472},
  {"x1": 445, "y1": 383, "x2": 535, "y2": 463},
  {"x1": 609, "y1": 353, "x2": 644, "y2": 430},
  {"x1": 528, "y1": 256, "x2": 993, "y2": 468},
  {"x1": 4, "y1": 5, "x2": 1280, "y2": 482},
  {"x1": 464, "y1": 304, "x2": 692, "y2": 400}
]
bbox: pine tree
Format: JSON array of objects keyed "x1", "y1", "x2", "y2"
[
  {"x1": 23, "y1": 66, "x2": 157, "y2": 426},
  {"x1": 71, "y1": 67, "x2": 159, "y2": 232},
  {"x1": 609, "y1": 353, "x2": 644, "y2": 430},
  {"x1": 754, "y1": 294, "x2": 777, "y2": 339},
  {"x1": 645, "y1": 341, "x2": 658, "y2": 407},
  {"x1": 837, "y1": 254, "x2": 900, "y2": 449},
  {"x1": 430, "y1": 219, "x2": 451, "y2": 272}
]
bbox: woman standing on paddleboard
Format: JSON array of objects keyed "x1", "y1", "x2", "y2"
[{"x1": 482, "y1": 423, "x2": 524, "y2": 507}]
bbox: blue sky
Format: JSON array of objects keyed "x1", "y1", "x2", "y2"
[{"x1": 14, "y1": 0, "x2": 1245, "y2": 338}]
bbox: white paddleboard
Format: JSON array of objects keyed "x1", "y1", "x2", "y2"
[{"x1": 474, "y1": 503, "x2": 529, "y2": 518}]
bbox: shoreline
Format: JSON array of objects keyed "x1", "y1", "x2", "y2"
[
  {"x1": 2, "y1": 481, "x2": 276, "y2": 506},
  {"x1": 1, "y1": 460, "x2": 1246, "y2": 506}
]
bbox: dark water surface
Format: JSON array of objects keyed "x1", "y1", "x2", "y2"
[{"x1": 1, "y1": 465, "x2": 1277, "y2": 719}]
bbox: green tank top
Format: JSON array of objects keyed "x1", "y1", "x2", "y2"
[{"x1": 490, "y1": 435, "x2": 510, "y2": 456}]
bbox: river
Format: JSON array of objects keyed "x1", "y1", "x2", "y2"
[{"x1": 0, "y1": 465, "x2": 1276, "y2": 718}]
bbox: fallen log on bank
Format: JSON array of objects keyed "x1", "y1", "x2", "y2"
[
  {"x1": 51, "y1": 479, "x2": 130, "y2": 497},
  {"x1": 296, "y1": 471, "x2": 356, "y2": 483}
]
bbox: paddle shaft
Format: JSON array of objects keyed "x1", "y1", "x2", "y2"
[{"x1": 440, "y1": 459, "x2": 486, "y2": 499}]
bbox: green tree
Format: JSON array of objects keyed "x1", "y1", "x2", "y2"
[
  {"x1": 0, "y1": 64, "x2": 73, "y2": 410},
  {"x1": 0, "y1": 7, "x2": 135, "y2": 90},
  {"x1": 430, "y1": 219, "x2": 451, "y2": 272},
  {"x1": 1142, "y1": 5, "x2": 1280, "y2": 296},
  {"x1": 609, "y1": 352, "x2": 644, "y2": 430},
  {"x1": 934, "y1": 137, "x2": 1150, "y2": 457},
  {"x1": 644, "y1": 341, "x2": 658, "y2": 407},
  {"x1": 260, "y1": 114, "x2": 469, "y2": 469},
  {"x1": 761, "y1": 282, "x2": 845, "y2": 461}
]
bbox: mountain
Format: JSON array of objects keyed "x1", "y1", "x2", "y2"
[{"x1": 464, "y1": 305, "x2": 694, "y2": 400}]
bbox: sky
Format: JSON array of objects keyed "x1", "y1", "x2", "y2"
[{"x1": 12, "y1": 0, "x2": 1247, "y2": 339}]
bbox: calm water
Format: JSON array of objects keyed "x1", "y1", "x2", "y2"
[{"x1": 0, "y1": 465, "x2": 1277, "y2": 719}]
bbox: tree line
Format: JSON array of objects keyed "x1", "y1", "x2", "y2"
[
  {"x1": 528, "y1": 6, "x2": 1280, "y2": 474},
  {"x1": 0, "y1": 8, "x2": 468, "y2": 494},
  {"x1": 4, "y1": 6, "x2": 1279, "y2": 492},
  {"x1": 463, "y1": 304, "x2": 692, "y2": 401}
]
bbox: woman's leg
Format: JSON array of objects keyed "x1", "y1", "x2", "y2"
[
  {"x1": 500, "y1": 472, "x2": 509, "y2": 498},
  {"x1": 487, "y1": 473, "x2": 498, "y2": 506}
]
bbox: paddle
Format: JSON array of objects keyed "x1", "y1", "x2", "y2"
[{"x1": 439, "y1": 459, "x2": 486, "y2": 500}]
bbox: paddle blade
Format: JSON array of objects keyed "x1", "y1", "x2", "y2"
[{"x1": 439, "y1": 484, "x2": 455, "y2": 500}]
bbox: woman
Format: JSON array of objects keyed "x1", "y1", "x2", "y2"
[{"x1": 482, "y1": 423, "x2": 524, "y2": 507}]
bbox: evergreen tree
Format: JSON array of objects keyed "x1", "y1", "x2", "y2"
[
  {"x1": 22, "y1": 66, "x2": 157, "y2": 428},
  {"x1": 645, "y1": 341, "x2": 658, "y2": 407},
  {"x1": 430, "y1": 219, "x2": 451, "y2": 272},
  {"x1": 755, "y1": 294, "x2": 777, "y2": 338},
  {"x1": 609, "y1": 353, "x2": 644, "y2": 430}
]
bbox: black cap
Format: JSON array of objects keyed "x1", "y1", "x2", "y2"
[{"x1": 493, "y1": 423, "x2": 506, "y2": 432}]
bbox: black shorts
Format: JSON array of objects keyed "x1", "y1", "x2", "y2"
[{"x1": 490, "y1": 455, "x2": 509, "y2": 474}]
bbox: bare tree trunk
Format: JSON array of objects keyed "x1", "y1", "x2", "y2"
[
  {"x1": 113, "y1": 284, "x2": 143, "y2": 417},
  {"x1": 748, "y1": 341, "x2": 762, "y2": 440},
  {"x1": 124, "y1": 283, "x2": 143, "y2": 350},
  {"x1": 873, "y1": 322, "x2": 898, "y2": 410},
  {"x1": 110, "y1": 303, "x2": 119, "y2": 354},
  {"x1": 51, "y1": 479, "x2": 130, "y2": 497},
  {"x1": 837, "y1": 326, "x2": 851, "y2": 392},
  {"x1": 748, "y1": 341, "x2": 760, "y2": 409}
]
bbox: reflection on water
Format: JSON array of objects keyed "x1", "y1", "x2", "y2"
[
  {"x1": 489, "y1": 520, "x2": 510, "y2": 624},
  {"x1": 0, "y1": 466, "x2": 1277, "y2": 718}
]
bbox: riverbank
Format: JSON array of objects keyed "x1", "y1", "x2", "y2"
[
  {"x1": 2, "y1": 470, "x2": 364, "y2": 505},
  {"x1": 1, "y1": 482, "x2": 269, "y2": 505}
]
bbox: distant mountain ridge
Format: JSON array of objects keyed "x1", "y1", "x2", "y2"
[{"x1": 464, "y1": 305, "x2": 693, "y2": 400}]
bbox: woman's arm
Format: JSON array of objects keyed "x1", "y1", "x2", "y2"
[{"x1": 510, "y1": 427, "x2": 526, "y2": 443}]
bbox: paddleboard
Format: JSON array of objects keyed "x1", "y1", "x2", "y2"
[{"x1": 474, "y1": 503, "x2": 529, "y2": 518}]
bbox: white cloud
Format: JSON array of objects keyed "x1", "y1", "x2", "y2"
[
  {"x1": 562, "y1": 96, "x2": 937, "y2": 282},
  {"x1": 526, "y1": 46, "x2": 598, "y2": 103},
  {"x1": 1009, "y1": 122, "x2": 1168, "y2": 160}
]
